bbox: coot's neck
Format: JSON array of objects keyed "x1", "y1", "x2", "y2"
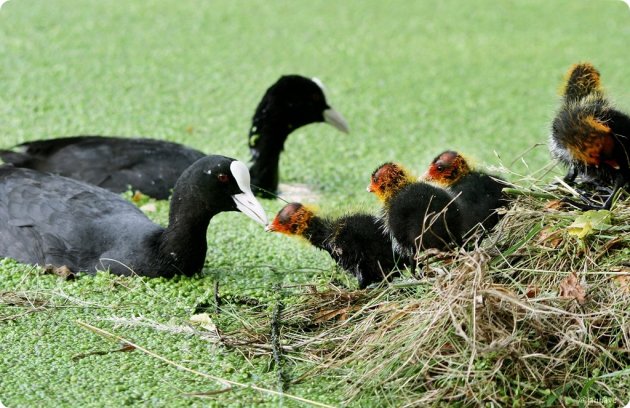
[
  {"x1": 379, "y1": 182, "x2": 412, "y2": 229},
  {"x1": 383, "y1": 182, "x2": 411, "y2": 208},
  {"x1": 157, "y1": 190, "x2": 217, "y2": 277},
  {"x1": 302, "y1": 215, "x2": 333, "y2": 250},
  {"x1": 249, "y1": 121, "x2": 294, "y2": 198}
]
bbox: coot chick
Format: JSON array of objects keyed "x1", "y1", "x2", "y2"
[
  {"x1": 552, "y1": 62, "x2": 605, "y2": 186},
  {"x1": 423, "y1": 150, "x2": 508, "y2": 236},
  {"x1": 368, "y1": 163, "x2": 462, "y2": 258},
  {"x1": 0, "y1": 75, "x2": 348, "y2": 200},
  {"x1": 550, "y1": 93, "x2": 630, "y2": 209},
  {"x1": 0, "y1": 156, "x2": 268, "y2": 277},
  {"x1": 267, "y1": 202, "x2": 399, "y2": 288}
]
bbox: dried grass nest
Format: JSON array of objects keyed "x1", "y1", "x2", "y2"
[{"x1": 219, "y1": 187, "x2": 630, "y2": 407}]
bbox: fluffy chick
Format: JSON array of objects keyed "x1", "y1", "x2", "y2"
[
  {"x1": 561, "y1": 62, "x2": 603, "y2": 104},
  {"x1": 267, "y1": 202, "x2": 399, "y2": 288},
  {"x1": 550, "y1": 93, "x2": 630, "y2": 208},
  {"x1": 423, "y1": 150, "x2": 509, "y2": 236},
  {"x1": 369, "y1": 163, "x2": 462, "y2": 258}
]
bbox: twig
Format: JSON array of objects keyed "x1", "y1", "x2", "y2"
[
  {"x1": 271, "y1": 295, "x2": 289, "y2": 391},
  {"x1": 552, "y1": 177, "x2": 582, "y2": 198},
  {"x1": 75, "y1": 320, "x2": 334, "y2": 408},
  {"x1": 502, "y1": 188, "x2": 556, "y2": 200},
  {"x1": 508, "y1": 142, "x2": 546, "y2": 167},
  {"x1": 214, "y1": 280, "x2": 221, "y2": 314},
  {"x1": 72, "y1": 343, "x2": 135, "y2": 361}
]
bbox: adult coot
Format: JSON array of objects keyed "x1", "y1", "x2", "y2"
[
  {"x1": 0, "y1": 155, "x2": 267, "y2": 277},
  {"x1": 0, "y1": 75, "x2": 349, "y2": 199},
  {"x1": 248, "y1": 75, "x2": 349, "y2": 197}
]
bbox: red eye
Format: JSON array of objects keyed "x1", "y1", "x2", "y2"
[{"x1": 217, "y1": 173, "x2": 229, "y2": 183}]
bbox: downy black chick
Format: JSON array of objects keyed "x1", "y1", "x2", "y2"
[
  {"x1": 423, "y1": 150, "x2": 509, "y2": 236},
  {"x1": 368, "y1": 162, "x2": 462, "y2": 259},
  {"x1": 267, "y1": 202, "x2": 399, "y2": 288},
  {"x1": 550, "y1": 63, "x2": 630, "y2": 209}
]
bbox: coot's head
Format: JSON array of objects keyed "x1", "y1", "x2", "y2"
[
  {"x1": 368, "y1": 162, "x2": 414, "y2": 203},
  {"x1": 424, "y1": 150, "x2": 471, "y2": 186},
  {"x1": 266, "y1": 202, "x2": 314, "y2": 236},
  {"x1": 248, "y1": 75, "x2": 349, "y2": 152},
  {"x1": 176, "y1": 156, "x2": 268, "y2": 226}
]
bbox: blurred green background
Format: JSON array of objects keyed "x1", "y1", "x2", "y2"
[{"x1": 1, "y1": 0, "x2": 629, "y2": 406}]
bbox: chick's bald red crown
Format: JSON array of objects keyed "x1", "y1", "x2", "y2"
[
  {"x1": 424, "y1": 151, "x2": 471, "y2": 186},
  {"x1": 368, "y1": 162, "x2": 415, "y2": 202},
  {"x1": 267, "y1": 202, "x2": 314, "y2": 236}
]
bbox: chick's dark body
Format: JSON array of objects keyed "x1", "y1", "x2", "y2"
[
  {"x1": 386, "y1": 183, "x2": 462, "y2": 257},
  {"x1": 550, "y1": 64, "x2": 630, "y2": 207},
  {"x1": 301, "y1": 213, "x2": 399, "y2": 289},
  {"x1": 551, "y1": 99, "x2": 630, "y2": 204},
  {"x1": 448, "y1": 172, "x2": 508, "y2": 235}
]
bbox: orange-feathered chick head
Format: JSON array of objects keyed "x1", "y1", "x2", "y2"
[
  {"x1": 561, "y1": 62, "x2": 603, "y2": 102},
  {"x1": 266, "y1": 202, "x2": 315, "y2": 236},
  {"x1": 368, "y1": 162, "x2": 415, "y2": 203},
  {"x1": 424, "y1": 150, "x2": 472, "y2": 187}
]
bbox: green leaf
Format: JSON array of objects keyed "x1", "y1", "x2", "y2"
[{"x1": 567, "y1": 210, "x2": 612, "y2": 239}]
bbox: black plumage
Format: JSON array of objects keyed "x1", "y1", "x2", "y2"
[
  {"x1": 0, "y1": 136, "x2": 204, "y2": 199},
  {"x1": 369, "y1": 163, "x2": 462, "y2": 259},
  {"x1": 248, "y1": 75, "x2": 349, "y2": 197},
  {"x1": 385, "y1": 183, "x2": 463, "y2": 256},
  {"x1": 424, "y1": 150, "x2": 508, "y2": 236},
  {"x1": 0, "y1": 156, "x2": 267, "y2": 277},
  {"x1": 267, "y1": 203, "x2": 399, "y2": 288},
  {"x1": 0, "y1": 75, "x2": 348, "y2": 199}
]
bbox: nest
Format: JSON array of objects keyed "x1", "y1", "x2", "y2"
[{"x1": 215, "y1": 189, "x2": 630, "y2": 407}]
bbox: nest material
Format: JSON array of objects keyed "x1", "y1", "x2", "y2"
[{"x1": 217, "y1": 192, "x2": 630, "y2": 407}]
